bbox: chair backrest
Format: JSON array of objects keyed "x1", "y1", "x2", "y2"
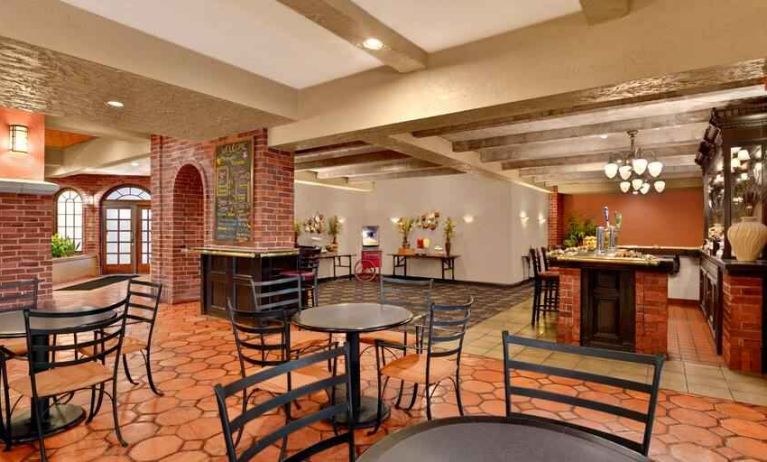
[
  {"x1": 0, "y1": 278, "x2": 38, "y2": 312},
  {"x1": 125, "y1": 279, "x2": 162, "y2": 343},
  {"x1": 528, "y1": 248, "x2": 541, "y2": 277},
  {"x1": 24, "y1": 300, "x2": 128, "y2": 378},
  {"x1": 425, "y1": 297, "x2": 473, "y2": 374},
  {"x1": 298, "y1": 246, "x2": 321, "y2": 272},
  {"x1": 226, "y1": 298, "x2": 292, "y2": 377},
  {"x1": 379, "y1": 277, "x2": 433, "y2": 313},
  {"x1": 250, "y1": 276, "x2": 302, "y2": 313},
  {"x1": 539, "y1": 247, "x2": 550, "y2": 271},
  {"x1": 215, "y1": 346, "x2": 355, "y2": 462},
  {"x1": 501, "y1": 333, "x2": 664, "y2": 456}
]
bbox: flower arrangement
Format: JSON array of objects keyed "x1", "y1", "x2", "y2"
[
  {"x1": 327, "y1": 215, "x2": 342, "y2": 249},
  {"x1": 302, "y1": 212, "x2": 325, "y2": 234},
  {"x1": 416, "y1": 211, "x2": 440, "y2": 230},
  {"x1": 443, "y1": 217, "x2": 456, "y2": 256},
  {"x1": 396, "y1": 217, "x2": 415, "y2": 249}
]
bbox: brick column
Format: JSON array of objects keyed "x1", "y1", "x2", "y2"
[
  {"x1": 722, "y1": 275, "x2": 763, "y2": 372},
  {"x1": 548, "y1": 188, "x2": 563, "y2": 248},
  {"x1": 555, "y1": 267, "x2": 581, "y2": 345},
  {"x1": 635, "y1": 270, "x2": 669, "y2": 355}
]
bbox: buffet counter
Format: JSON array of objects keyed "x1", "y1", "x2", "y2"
[{"x1": 549, "y1": 251, "x2": 675, "y2": 355}]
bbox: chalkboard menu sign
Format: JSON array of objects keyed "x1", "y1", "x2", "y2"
[{"x1": 214, "y1": 140, "x2": 253, "y2": 243}]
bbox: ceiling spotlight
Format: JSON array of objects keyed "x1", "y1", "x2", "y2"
[
  {"x1": 618, "y1": 165, "x2": 633, "y2": 180},
  {"x1": 647, "y1": 159, "x2": 663, "y2": 177},
  {"x1": 131, "y1": 161, "x2": 140, "y2": 167},
  {"x1": 619, "y1": 181, "x2": 631, "y2": 193},
  {"x1": 654, "y1": 180, "x2": 666, "y2": 193},
  {"x1": 599, "y1": 134, "x2": 608, "y2": 139},
  {"x1": 362, "y1": 38, "x2": 384, "y2": 50},
  {"x1": 106, "y1": 100, "x2": 124, "y2": 108},
  {"x1": 604, "y1": 161, "x2": 618, "y2": 179}
]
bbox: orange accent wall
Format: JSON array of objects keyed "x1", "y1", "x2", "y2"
[
  {"x1": 0, "y1": 107, "x2": 45, "y2": 181},
  {"x1": 561, "y1": 188, "x2": 704, "y2": 247}
]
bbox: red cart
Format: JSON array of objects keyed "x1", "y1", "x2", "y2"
[{"x1": 354, "y1": 249, "x2": 382, "y2": 282}]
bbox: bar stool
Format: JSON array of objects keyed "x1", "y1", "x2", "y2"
[
  {"x1": 529, "y1": 248, "x2": 559, "y2": 325},
  {"x1": 280, "y1": 246, "x2": 321, "y2": 307}
]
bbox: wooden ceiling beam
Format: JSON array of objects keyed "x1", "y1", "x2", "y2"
[
  {"x1": 579, "y1": 0, "x2": 630, "y2": 24},
  {"x1": 277, "y1": 0, "x2": 427, "y2": 73},
  {"x1": 452, "y1": 110, "x2": 710, "y2": 152},
  {"x1": 533, "y1": 165, "x2": 701, "y2": 183},
  {"x1": 295, "y1": 150, "x2": 407, "y2": 171},
  {"x1": 347, "y1": 167, "x2": 463, "y2": 183},
  {"x1": 498, "y1": 142, "x2": 698, "y2": 169},
  {"x1": 317, "y1": 158, "x2": 438, "y2": 179},
  {"x1": 517, "y1": 154, "x2": 696, "y2": 177},
  {"x1": 294, "y1": 141, "x2": 382, "y2": 162}
]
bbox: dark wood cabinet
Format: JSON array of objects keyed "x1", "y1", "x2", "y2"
[
  {"x1": 580, "y1": 268, "x2": 635, "y2": 351},
  {"x1": 699, "y1": 255, "x2": 723, "y2": 354}
]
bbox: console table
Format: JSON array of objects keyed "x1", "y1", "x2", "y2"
[
  {"x1": 389, "y1": 253, "x2": 459, "y2": 281},
  {"x1": 317, "y1": 252, "x2": 355, "y2": 280}
]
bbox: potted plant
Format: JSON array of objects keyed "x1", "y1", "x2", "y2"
[
  {"x1": 443, "y1": 217, "x2": 456, "y2": 256},
  {"x1": 728, "y1": 176, "x2": 767, "y2": 261},
  {"x1": 396, "y1": 217, "x2": 415, "y2": 253},
  {"x1": 327, "y1": 215, "x2": 342, "y2": 252},
  {"x1": 51, "y1": 234, "x2": 79, "y2": 258},
  {"x1": 562, "y1": 215, "x2": 597, "y2": 248},
  {"x1": 293, "y1": 221, "x2": 302, "y2": 247}
]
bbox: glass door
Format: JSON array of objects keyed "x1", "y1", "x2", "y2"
[
  {"x1": 104, "y1": 206, "x2": 135, "y2": 274},
  {"x1": 102, "y1": 186, "x2": 152, "y2": 274},
  {"x1": 138, "y1": 206, "x2": 152, "y2": 274}
]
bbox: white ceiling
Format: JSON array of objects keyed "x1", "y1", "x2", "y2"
[
  {"x1": 60, "y1": 0, "x2": 581, "y2": 89},
  {"x1": 83, "y1": 156, "x2": 151, "y2": 176},
  {"x1": 352, "y1": 0, "x2": 582, "y2": 52},
  {"x1": 60, "y1": 0, "x2": 380, "y2": 89}
]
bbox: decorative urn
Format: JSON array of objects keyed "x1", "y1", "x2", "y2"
[{"x1": 727, "y1": 216, "x2": 767, "y2": 261}]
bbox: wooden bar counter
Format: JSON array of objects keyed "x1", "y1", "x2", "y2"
[
  {"x1": 550, "y1": 252, "x2": 676, "y2": 355},
  {"x1": 192, "y1": 246, "x2": 298, "y2": 318}
]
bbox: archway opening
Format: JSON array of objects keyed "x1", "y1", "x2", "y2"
[{"x1": 170, "y1": 165, "x2": 205, "y2": 303}]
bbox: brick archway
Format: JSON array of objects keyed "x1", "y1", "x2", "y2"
[{"x1": 168, "y1": 164, "x2": 205, "y2": 304}]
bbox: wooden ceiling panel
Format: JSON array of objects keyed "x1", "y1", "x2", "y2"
[{"x1": 45, "y1": 129, "x2": 95, "y2": 149}]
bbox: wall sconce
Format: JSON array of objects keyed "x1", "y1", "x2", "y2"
[
  {"x1": 338, "y1": 216, "x2": 346, "y2": 224},
  {"x1": 389, "y1": 217, "x2": 400, "y2": 224},
  {"x1": 9, "y1": 125, "x2": 29, "y2": 153},
  {"x1": 462, "y1": 214, "x2": 474, "y2": 224},
  {"x1": 519, "y1": 211, "x2": 529, "y2": 224},
  {"x1": 538, "y1": 212, "x2": 546, "y2": 225}
]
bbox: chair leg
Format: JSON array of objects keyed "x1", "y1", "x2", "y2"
[
  {"x1": 122, "y1": 355, "x2": 138, "y2": 386},
  {"x1": 405, "y1": 383, "x2": 419, "y2": 410},
  {"x1": 1, "y1": 358, "x2": 12, "y2": 451},
  {"x1": 369, "y1": 375, "x2": 389, "y2": 436},
  {"x1": 93, "y1": 383, "x2": 106, "y2": 418},
  {"x1": 531, "y1": 281, "x2": 540, "y2": 325},
  {"x1": 425, "y1": 382, "x2": 433, "y2": 421},
  {"x1": 142, "y1": 350, "x2": 164, "y2": 396},
  {"x1": 31, "y1": 397, "x2": 48, "y2": 462},
  {"x1": 107, "y1": 382, "x2": 127, "y2": 447},
  {"x1": 87, "y1": 386, "x2": 97, "y2": 423},
  {"x1": 454, "y1": 374, "x2": 464, "y2": 417}
]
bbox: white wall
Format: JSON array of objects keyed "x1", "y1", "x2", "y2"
[{"x1": 294, "y1": 173, "x2": 549, "y2": 285}]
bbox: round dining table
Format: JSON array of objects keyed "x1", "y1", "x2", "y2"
[
  {"x1": 0, "y1": 306, "x2": 116, "y2": 442},
  {"x1": 293, "y1": 302, "x2": 413, "y2": 428},
  {"x1": 358, "y1": 415, "x2": 649, "y2": 461}
]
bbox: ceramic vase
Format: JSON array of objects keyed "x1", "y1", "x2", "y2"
[{"x1": 727, "y1": 216, "x2": 767, "y2": 261}]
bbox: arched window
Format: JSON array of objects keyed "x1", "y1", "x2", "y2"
[
  {"x1": 105, "y1": 186, "x2": 151, "y2": 201},
  {"x1": 56, "y1": 189, "x2": 83, "y2": 250}
]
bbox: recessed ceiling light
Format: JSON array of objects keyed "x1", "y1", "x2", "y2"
[
  {"x1": 106, "y1": 100, "x2": 124, "y2": 108},
  {"x1": 131, "y1": 161, "x2": 140, "y2": 167},
  {"x1": 599, "y1": 134, "x2": 609, "y2": 139},
  {"x1": 362, "y1": 38, "x2": 384, "y2": 50}
]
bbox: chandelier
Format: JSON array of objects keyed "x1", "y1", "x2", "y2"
[{"x1": 603, "y1": 130, "x2": 665, "y2": 194}]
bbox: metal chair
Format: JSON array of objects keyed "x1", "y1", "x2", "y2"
[
  {"x1": 372, "y1": 297, "x2": 473, "y2": 432},
  {"x1": 360, "y1": 277, "x2": 433, "y2": 348},
  {"x1": 529, "y1": 248, "x2": 559, "y2": 325},
  {"x1": 502, "y1": 332, "x2": 664, "y2": 456},
  {"x1": 0, "y1": 278, "x2": 38, "y2": 451},
  {"x1": 10, "y1": 300, "x2": 129, "y2": 461},
  {"x1": 215, "y1": 345, "x2": 355, "y2": 462},
  {"x1": 279, "y1": 246, "x2": 321, "y2": 307}
]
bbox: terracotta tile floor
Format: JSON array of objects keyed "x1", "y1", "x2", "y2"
[{"x1": 2, "y1": 280, "x2": 767, "y2": 461}]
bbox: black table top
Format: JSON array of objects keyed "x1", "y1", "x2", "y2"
[
  {"x1": 293, "y1": 303, "x2": 413, "y2": 334},
  {"x1": 0, "y1": 306, "x2": 115, "y2": 339},
  {"x1": 358, "y1": 416, "x2": 648, "y2": 462}
]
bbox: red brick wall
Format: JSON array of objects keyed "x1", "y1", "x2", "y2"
[
  {"x1": 151, "y1": 129, "x2": 294, "y2": 303},
  {"x1": 555, "y1": 267, "x2": 581, "y2": 345},
  {"x1": 547, "y1": 189, "x2": 563, "y2": 248},
  {"x1": 635, "y1": 270, "x2": 668, "y2": 355},
  {"x1": 722, "y1": 275, "x2": 763, "y2": 372},
  {"x1": 170, "y1": 165, "x2": 204, "y2": 304},
  {"x1": 50, "y1": 175, "x2": 151, "y2": 259},
  {"x1": 0, "y1": 193, "x2": 53, "y2": 303}
]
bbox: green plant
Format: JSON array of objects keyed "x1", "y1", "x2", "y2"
[
  {"x1": 327, "y1": 215, "x2": 343, "y2": 243},
  {"x1": 294, "y1": 221, "x2": 303, "y2": 236},
  {"x1": 396, "y1": 217, "x2": 415, "y2": 247},
  {"x1": 51, "y1": 234, "x2": 79, "y2": 258},
  {"x1": 443, "y1": 217, "x2": 456, "y2": 242},
  {"x1": 562, "y1": 215, "x2": 597, "y2": 248}
]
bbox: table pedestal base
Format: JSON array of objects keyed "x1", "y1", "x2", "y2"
[
  {"x1": 10, "y1": 404, "x2": 85, "y2": 442},
  {"x1": 335, "y1": 396, "x2": 390, "y2": 429}
]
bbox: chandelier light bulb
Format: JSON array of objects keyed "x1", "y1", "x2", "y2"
[
  {"x1": 619, "y1": 181, "x2": 631, "y2": 193},
  {"x1": 619, "y1": 165, "x2": 633, "y2": 180},
  {"x1": 604, "y1": 162, "x2": 619, "y2": 179},
  {"x1": 640, "y1": 182, "x2": 651, "y2": 195},
  {"x1": 632, "y1": 157, "x2": 648, "y2": 176},
  {"x1": 654, "y1": 180, "x2": 666, "y2": 193},
  {"x1": 738, "y1": 149, "x2": 751, "y2": 161},
  {"x1": 631, "y1": 178, "x2": 644, "y2": 191},
  {"x1": 647, "y1": 160, "x2": 663, "y2": 177}
]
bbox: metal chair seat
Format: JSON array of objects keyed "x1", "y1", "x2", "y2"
[
  {"x1": 9, "y1": 361, "x2": 113, "y2": 398},
  {"x1": 380, "y1": 354, "x2": 456, "y2": 384}
]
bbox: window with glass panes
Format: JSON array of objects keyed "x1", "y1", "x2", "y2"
[{"x1": 56, "y1": 189, "x2": 83, "y2": 250}]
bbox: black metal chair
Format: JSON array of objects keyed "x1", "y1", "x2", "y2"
[
  {"x1": 501, "y1": 333, "x2": 664, "y2": 456},
  {"x1": 280, "y1": 246, "x2": 321, "y2": 307},
  {"x1": 360, "y1": 277, "x2": 433, "y2": 349},
  {"x1": 372, "y1": 297, "x2": 473, "y2": 431},
  {"x1": 215, "y1": 345, "x2": 355, "y2": 462},
  {"x1": 529, "y1": 248, "x2": 559, "y2": 325},
  {"x1": 8, "y1": 300, "x2": 129, "y2": 461},
  {"x1": 80, "y1": 280, "x2": 164, "y2": 395},
  {"x1": 0, "y1": 278, "x2": 38, "y2": 451},
  {"x1": 247, "y1": 276, "x2": 332, "y2": 357}
]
